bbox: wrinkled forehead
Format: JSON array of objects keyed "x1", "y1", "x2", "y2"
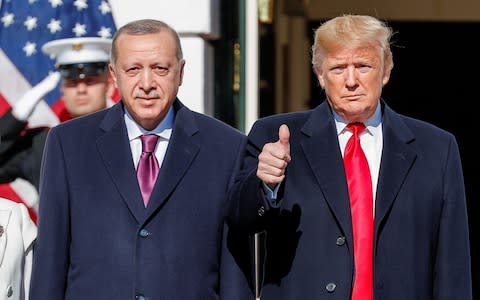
[{"x1": 113, "y1": 31, "x2": 180, "y2": 62}]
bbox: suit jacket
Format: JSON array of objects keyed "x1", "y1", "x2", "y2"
[
  {"x1": 0, "y1": 109, "x2": 48, "y2": 190},
  {"x1": 228, "y1": 100, "x2": 472, "y2": 299},
  {"x1": 0, "y1": 198, "x2": 37, "y2": 300},
  {"x1": 30, "y1": 100, "x2": 252, "y2": 299}
]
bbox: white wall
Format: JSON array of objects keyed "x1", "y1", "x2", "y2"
[{"x1": 108, "y1": 0, "x2": 219, "y2": 114}]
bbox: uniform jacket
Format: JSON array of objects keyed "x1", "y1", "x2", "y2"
[
  {"x1": 30, "y1": 100, "x2": 252, "y2": 300},
  {"x1": 228, "y1": 100, "x2": 472, "y2": 299},
  {"x1": 0, "y1": 109, "x2": 48, "y2": 190},
  {"x1": 0, "y1": 198, "x2": 37, "y2": 300}
]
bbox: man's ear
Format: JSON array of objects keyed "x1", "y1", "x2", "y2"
[
  {"x1": 179, "y1": 59, "x2": 186, "y2": 86},
  {"x1": 60, "y1": 79, "x2": 66, "y2": 94},
  {"x1": 382, "y1": 68, "x2": 391, "y2": 86},
  {"x1": 108, "y1": 64, "x2": 117, "y2": 88},
  {"x1": 316, "y1": 67, "x2": 325, "y2": 88},
  {"x1": 106, "y1": 74, "x2": 116, "y2": 99}
]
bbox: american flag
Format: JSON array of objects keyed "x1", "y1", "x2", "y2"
[{"x1": 0, "y1": 0, "x2": 117, "y2": 222}]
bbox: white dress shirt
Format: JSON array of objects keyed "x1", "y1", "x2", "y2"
[
  {"x1": 124, "y1": 107, "x2": 175, "y2": 170},
  {"x1": 334, "y1": 103, "x2": 383, "y2": 211}
]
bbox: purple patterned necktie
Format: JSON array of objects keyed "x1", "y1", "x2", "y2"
[{"x1": 137, "y1": 134, "x2": 160, "y2": 207}]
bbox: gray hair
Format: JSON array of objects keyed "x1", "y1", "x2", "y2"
[{"x1": 110, "y1": 19, "x2": 183, "y2": 64}]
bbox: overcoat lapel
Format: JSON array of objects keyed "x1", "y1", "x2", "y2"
[
  {"x1": 96, "y1": 103, "x2": 146, "y2": 223},
  {"x1": 300, "y1": 103, "x2": 353, "y2": 242},
  {"x1": 294, "y1": 101, "x2": 418, "y2": 258},
  {"x1": 374, "y1": 104, "x2": 417, "y2": 235},
  {"x1": 145, "y1": 102, "x2": 200, "y2": 218}
]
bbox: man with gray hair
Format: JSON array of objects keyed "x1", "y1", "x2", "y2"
[{"x1": 30, "y1": 19, "x2": 251, "y2": 299}]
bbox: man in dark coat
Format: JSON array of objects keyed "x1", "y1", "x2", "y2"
[
  {"x1": 29, "y1": 19, "x2": 251, "y2": 299},
  {"x1": 228, "y1": 14, "x2": 472, "y2": 299}
]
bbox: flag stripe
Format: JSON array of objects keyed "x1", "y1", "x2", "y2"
[
  {"x1": 0, "y1": 183, "x2": 38, "y2": 223},
  {"x1": 0, "y1": 0, "x2": 117, "y2": 222}
]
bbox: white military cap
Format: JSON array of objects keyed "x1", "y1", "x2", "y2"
[{"x1": 42, "y1": 37, "x2": 112, "y2": 79}]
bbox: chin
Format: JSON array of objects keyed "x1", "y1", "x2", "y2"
[{"x1": 139, "y1": 109, "x2": 161, "y2": 120}]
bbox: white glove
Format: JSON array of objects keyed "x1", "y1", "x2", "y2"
[{"x1": 12, "y1": 71, "x2": 61, "y2": 121}]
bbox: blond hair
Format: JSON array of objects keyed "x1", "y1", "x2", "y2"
[{"x1": 311, "y1": 14, "x2": 393, "y2": 74}]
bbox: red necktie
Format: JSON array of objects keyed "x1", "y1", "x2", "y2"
[
  {"x1": 343, "y1": 123, "x2": 373, "y2": 300},
  {"x1": 137, "y1": 134, "x2": 160, "y2": 207}
]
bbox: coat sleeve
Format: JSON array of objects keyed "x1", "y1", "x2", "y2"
[
  {"x1": 30, "y1": 127, "x2": 71, "y2": 299},
  {"x1": 226, "y1": 120, "x2": 276, "y2": 235},
  {"x1": 434, "y1": 134, "x2": 472, "y2": 299},
  {"x1": 0, "y1": 109, "x2": 28, "y2": 143}
]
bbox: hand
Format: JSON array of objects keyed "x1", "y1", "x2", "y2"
[
  {"x1": 12, "y1": 72, "x2": 61, "y2": 121},
  {"x1": 257, "y1": 124, "x2": 291, "y2": 189}
]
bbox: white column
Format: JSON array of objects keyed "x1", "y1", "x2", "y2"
[{"x1": 245, "y1": 0, "x2": 259, "y2": 133}]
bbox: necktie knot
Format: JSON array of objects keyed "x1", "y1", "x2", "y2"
[
  {"x1": 140, "y1": 134, "x2": 159, "y2": 153},
  {"x1": 347, "y1": 122, "x2": 366, "y2": 136}
]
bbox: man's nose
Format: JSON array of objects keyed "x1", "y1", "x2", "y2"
[
  {"x1": 139, "y1": 70, "x2": 155, "y2": 90},
  {"x1": 345, "y1": 67, "x2": 357, "y2": 87},
  {"x1": 76, "y1": 81, "x2": 88, "y2": 92}
]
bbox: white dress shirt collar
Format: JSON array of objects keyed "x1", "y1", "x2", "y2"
[
  {"x1": 124, "y1": 106, "x2": 175, "y2": 141},
  {"x1": 333, "y1": 102, "x2": 382, "y2": 136}
]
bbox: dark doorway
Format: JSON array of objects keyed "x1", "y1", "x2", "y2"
[{"x1": 310, "y1": 20, "x2": 480, "y2": 297}]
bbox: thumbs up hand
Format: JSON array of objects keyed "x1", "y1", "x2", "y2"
[{"x1": 257, "y1": 124, "x2": 291, "y2": 189}]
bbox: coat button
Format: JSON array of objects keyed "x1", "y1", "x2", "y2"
[
  {"x1": 325, "y1": 282, "x2": 336, "y2": 293},
  {"x1": 336, "y1": 236, "x2": 346, "y2": 246},
  {"x1": 6, "y1": 285, "x2": 13, "y2": 297},
  {"x1": 139, "y1": 229, "x2": 150, "y2": 238},
  {"x1": 257, "y1": 205, "x2": 265, "y2": 216}
]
